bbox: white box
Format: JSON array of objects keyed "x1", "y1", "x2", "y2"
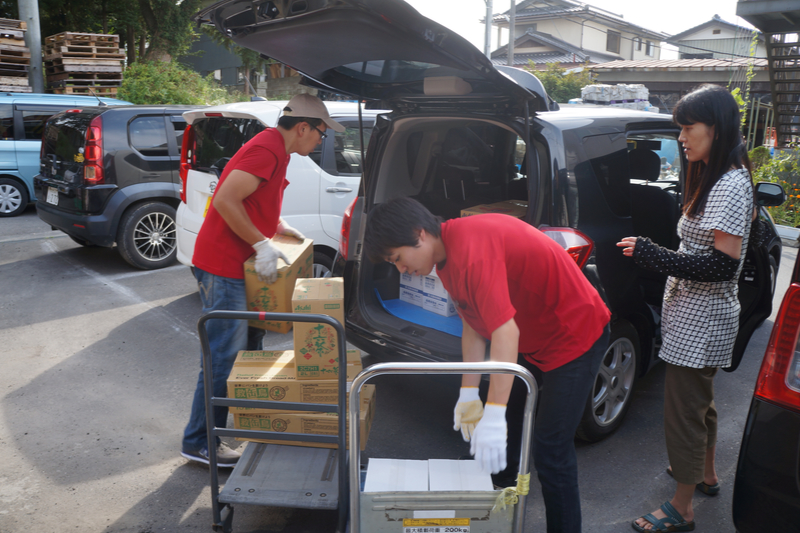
[
  {"x1": 364, "y1": 459, "x2": 429, "y2": 492},
  {"x1": 428, "y1": 459, "x2": 494, "y2": 491},
  {"x1": 421, "y1": 267, "x2": 457, "y2": 317},
  {"x1": 363, "y1": 459, "x2": 493, "y2": 492},
  {"x1": 399, "y1": 286, "x2": 423, "y2": 307}
]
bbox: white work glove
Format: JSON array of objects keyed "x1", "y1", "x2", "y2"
[
  {"x1": 277, "y1": 218, "x2": 305, "y2": 241},
  {"x1": 470, "y1": 403, "x2": 507, "y2": 474},
  {"x1": 252, "y1": 239, "x2": 290, "y2": 284},
  {"x1": 453, "y1": 387, "x2": 484, "y2": 442}
]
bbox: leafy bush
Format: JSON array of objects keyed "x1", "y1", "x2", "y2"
[
  {"x1": 750, "y1": 145, "x2": 800, "y2": 227},
  {"x1": 117, "y1": 61, "x2": 248, "y2": 105},
  {"x1": 524, "y1": 61, "x2": 593, "y2": 103}
]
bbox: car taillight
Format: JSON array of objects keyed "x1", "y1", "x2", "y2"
[
  {"x1": 179, "y1": 124, "x2": 195, "y2": 204},
  {"x1": 84, "y1": 115, "x2": 103, "y2": 185},
  {"x1": 539, "y1": 227, "x2": 594, "y2": 269},
  {"x1": 754, "y1": 282, "x2": 800, "y2": 412},
  {"x1": 339, "y1": 198, "x2": 357, "y2": 261}
]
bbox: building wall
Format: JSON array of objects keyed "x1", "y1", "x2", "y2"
[{"x1": 677, "y1": 38, "x2": 767, "y2": 59}]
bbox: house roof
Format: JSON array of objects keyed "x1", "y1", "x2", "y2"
[
  {"x1": 588, "y1": 58, "x2": 768, "y2": 72},
  {"x1": 667, "y1": 14, "x2": 762, "y2": 43},
  {"x1": 492, "y1": 0, "x2": 669, "y2": 40},
  {"x1": 491, "y1": 29, "x2": 619, "y2": 66}
]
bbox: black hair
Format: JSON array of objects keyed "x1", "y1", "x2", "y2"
[
  {"x1": 673, "y1": 84, "x2": 753, "y2": 217},
  {"x1": 277, "y1": 114, "x2": 323, "y2": 130},
  {"x1": 364, "y1": 197, "x2": 443, "y2": 264}
]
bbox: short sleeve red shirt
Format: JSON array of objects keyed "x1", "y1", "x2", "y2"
[
  {"x1": 192, "y1": 128, "x2": 290, "y2": 279},
  {"x1": 436, "y1": 215, "x2": 610, "y2": 371}
]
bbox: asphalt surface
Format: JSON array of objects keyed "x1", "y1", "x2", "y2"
[{"x1": 1, "y1": 204, "x2": 795, "y2": 533}]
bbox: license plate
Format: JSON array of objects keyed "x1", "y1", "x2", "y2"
[{"x1": 46, "y1": 187, "x2": 58, "y2": 205}]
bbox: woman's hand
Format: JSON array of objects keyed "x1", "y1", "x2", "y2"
[{"x1": 617, "y1": 236, "x2": 638, "y2": 257}]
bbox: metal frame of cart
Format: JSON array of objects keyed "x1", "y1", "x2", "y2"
[
  {"x1": 198, "y1": 310, "x2": 351, "y2": 533},
  {"x1": 348, "y1": 361, "x2": 537, "y2": 533}
]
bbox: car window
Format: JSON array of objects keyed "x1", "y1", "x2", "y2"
[
  {"x1": 130, "y1": 116, "x2": 169, "y2": 157},
  {"x1": 171, "y1": 119, "x2": 187, "y2": 148},
  {"x1": 192, "y1": 117, "x2": 265, "y2": 173},
  {"x1": 577, "y1": 134, "x2": 631, "y2": 218},
  {"x1": 22, "y1": 109, "x2": 57, "y2": 140},
  {"x1": 42, "y1": 117, "x2": 86, "y2": 178},
  {"x1": 0, "y1": 104, "x2": 12, "y2": 139},
  {"x1": 333, "y1": 124, "x2": 372, "y2": 175},
  {"x1": 628, "y1": 135, "x2": 682, "y2": 189}
]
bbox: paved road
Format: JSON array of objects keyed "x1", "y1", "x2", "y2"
[{"x1": 1, "y1": 205, "x2": 794, "y2": 532}]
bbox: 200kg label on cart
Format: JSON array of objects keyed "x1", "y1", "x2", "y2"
[{"x1": 402, "y1": 518, "x2": 469, "y2": 533}]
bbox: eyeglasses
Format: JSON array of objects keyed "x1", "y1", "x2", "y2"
[{"x1": 309, "y1": 123, "x2": 328, "y2": 140}]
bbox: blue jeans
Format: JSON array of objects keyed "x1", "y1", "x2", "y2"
[
  {"x1": 502, "y1": 325, "x2": 610, "y2": 533},
  {"x1": 181, "y1": 268, "x2": 264, "y2": 453}
]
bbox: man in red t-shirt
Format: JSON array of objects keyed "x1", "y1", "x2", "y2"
[
  {"x1": 365, "y1": 197, "x2": 610, "y2": 533},
  {"x1": 181, "y1": 94, "x2": 345, "y2": 468}
]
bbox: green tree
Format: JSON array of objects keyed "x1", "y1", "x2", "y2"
[
  {"x1": 117, "y1": 60, "x2": 247, "y2": 105},
  {"x1": 200, "y1": 26, "x2": 269, "y2": 95},
  {"x1": 525, "y1": 61, "x2": 593, "y2": 103}
]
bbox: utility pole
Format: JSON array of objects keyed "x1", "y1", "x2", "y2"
[
  {"x1": 508, "y1": 0, "x2": 515, "y2": 66},
  {"x1": 18, "y1": 0, "x2": 43, "y2": 93},
  {"x1": 484, "y1": 0, "x2": 493, "y2": 58}
]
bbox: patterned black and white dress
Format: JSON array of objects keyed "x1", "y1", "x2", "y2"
[{"x1": 659, "y1": 168, "x2": 753, "y2": 368}]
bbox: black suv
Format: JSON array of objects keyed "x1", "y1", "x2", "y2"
[
  {"x1": 198, "y1": 0, "x2": 783, "y2": 440},
  {"x1": 34, "y1": 105, "x2": 200, "y2": 269}
]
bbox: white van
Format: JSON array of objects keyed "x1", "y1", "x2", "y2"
[{"x1": 176, "y1": 100, "x2": 387, "y2": 276}]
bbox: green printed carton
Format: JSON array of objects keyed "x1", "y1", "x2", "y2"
[
  {"x1": 244, "y1": 234, "x2": 313, "y2": 333},
  {"x1": 292, "y1": 277, "x2": 349, "y2": 379}
]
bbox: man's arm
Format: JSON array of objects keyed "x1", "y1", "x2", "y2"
[
  {"x1": 212, "y1": 169, "x2": 265, "y2": 246},
  {"x1": 486, "y1": 318, "x2": 520, "y2": 405},
  {"x1": 461, "y1": 318, "x2": 487, "y2": 388}
]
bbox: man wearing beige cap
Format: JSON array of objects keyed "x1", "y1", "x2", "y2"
[{"x1": 181, "y1": 93, "x2": 345, "y2": 467}]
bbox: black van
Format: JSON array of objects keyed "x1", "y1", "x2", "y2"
[
  {"x1": 197, "y1": 0, "x2": 783, "y2": 440},
  {"x1": 34, "y1": 105, "x2": 199, "y2": 269}
]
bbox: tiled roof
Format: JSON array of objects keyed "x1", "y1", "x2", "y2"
[
  {"x1": 491, "y1": 30, "x2": 619, "y2": 66},
  {"x1": 588, "y1": 58, "x2": 768, "y2": 71},
  {"x1": 491, "y1": 52, "x2": 590, "y2": 67}
]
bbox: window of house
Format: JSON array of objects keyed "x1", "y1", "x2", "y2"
[
  {"x1": 646, "y1": 40, "x2": 654, "y2": 56},
  {"x1": 525, "y1": 24, "x2": 537, "y2": 33},
  {"x1": 635, "y1": 37, "x2": 642, "y2": 51},
  {"x1": 713, "y1": 29, "x2": 721, "y2": 35},
  {"x1": 607, "y1": 30, "x2": 621, "y2": 54}
]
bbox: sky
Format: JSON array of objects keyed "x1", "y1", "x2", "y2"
[{"x1": 403, "y1": 0, "x2": 755, "y2": 59}]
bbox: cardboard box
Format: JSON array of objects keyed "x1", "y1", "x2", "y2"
[
  {"x1": 233, "y1": 349, "x2": 362, "y2": 376},
  {"x1": 244, "y1": 234, "x2": 314, "y2": 333},
  {"x1": 292, "y1": 278, "x2": 349, "y2": 378},
  {"x1": 420, "y1": 267, "x2": 457, "y2": 317},
  {"x1": 460, "y1": 200, "x2": 527, "y2": 219},
  {"x1": 228, "y1": 369, "x2": 345, "y2": 405},
  {"x1": 233, "y1": 384, "x2": 376, "y2": 450},
  {"x1": 362, "y1": 458, "x2": 493, "y2": 492},
  {"x1": 232, "y1": 384, "x2": 375, "y2": 415}
]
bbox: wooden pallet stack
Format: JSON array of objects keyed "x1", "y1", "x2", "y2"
[
  {"x1": 44, "y1": 32, "x2": 124, "y2": 97},
  {"x1": 0, "y1": 18, "x2": 32, "y2": 93}
]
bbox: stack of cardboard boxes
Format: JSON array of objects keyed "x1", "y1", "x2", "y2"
[{"x1": 231, "y1": 237, "x2": 375, "y2": 449}]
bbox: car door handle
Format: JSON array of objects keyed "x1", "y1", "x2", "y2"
[{"x1": 326, "y1": 187, "x2": 353, "y2": 193}]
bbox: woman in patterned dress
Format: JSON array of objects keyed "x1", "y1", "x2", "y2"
[{"x1": 618, "y1": 84, "x2": 755, "y2": 532}]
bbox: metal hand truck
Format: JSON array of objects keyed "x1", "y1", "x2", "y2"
[
  {"x1": 348, "y1": 361, "x2": 537, "y2": 533},
  {"x1": 198, "y1": 310, "x2": 351, "y2": 533}
]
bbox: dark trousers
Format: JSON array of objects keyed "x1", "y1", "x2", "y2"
[{"x1": 485, "y1": 325, "x2": 609, "y2": 533}]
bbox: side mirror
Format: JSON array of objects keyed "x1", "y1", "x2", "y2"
[{"x1": 755, "y1": 181, "x2": 786, "y2": 207}]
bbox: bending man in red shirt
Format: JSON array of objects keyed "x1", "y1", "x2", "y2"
[
  {"x1": 365, "y1": 197, "x2": 610, "y2": 533},
  {"x1": 181, "y1": 94, "x2": 344, "y2": 468}
]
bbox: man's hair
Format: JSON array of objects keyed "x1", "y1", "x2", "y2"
[
  {"x1": 364, "y1": 197, "x2": 442, "y2": 264},
  {"x1": 277, "y1": 115, "x2": 323, "y2": 130}
]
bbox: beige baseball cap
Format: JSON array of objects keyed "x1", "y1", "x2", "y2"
[{"x1": 282, "y1": 93, "x2": 346, "y2": 133}]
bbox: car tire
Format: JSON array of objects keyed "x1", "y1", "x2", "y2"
[
  {"x1": 313, "y1": 251, "x2": 334, "y2": 278},
  {"x1": 0, "y1": 177, "x2": 29, "y2": 217},
  {"x1": 117, "y1": 202, "x2": 178, "y2": 270},
  {"x1": 576, "y1": 320, "x2": 639, "y2": 443}
]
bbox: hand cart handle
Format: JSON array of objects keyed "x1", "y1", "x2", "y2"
[{"x1": 347, "y1": 361, "x2": 537, "y2": 533}]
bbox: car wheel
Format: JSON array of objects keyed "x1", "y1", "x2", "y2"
[
  {"x1": 576, "y1": 320, "x2": 639, "y2": 443},
  {"x1": 0, "y1": 177, "x2": 28, "y2": 217},
  {"x1": 769, "y1": 254, "x2": 778, "y2": 296},
  {"x1": 68, "y1": 235, "x2": 98, "y2": 247},
  {"x1": 117, "y1": 202, "x2": 178, "y2": 270},
  {"x1": 313, "y1": 251, "x2": 334, "y2": 278}
]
